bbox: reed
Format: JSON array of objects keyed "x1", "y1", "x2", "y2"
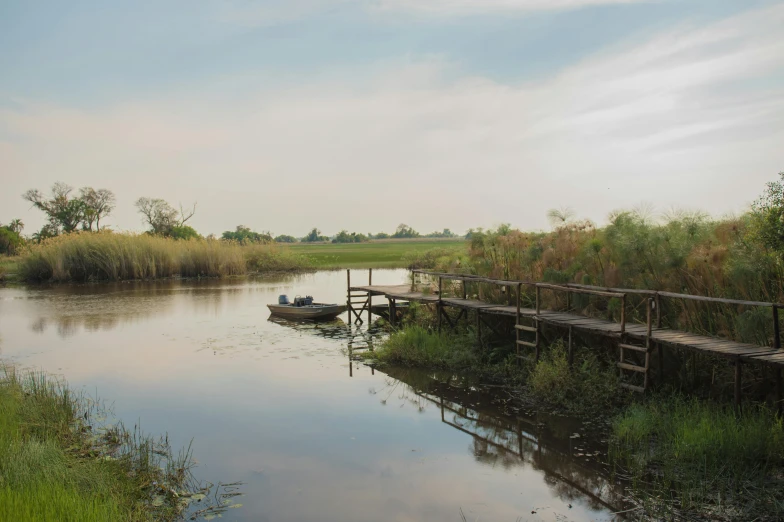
[{"x1": 18, "y1": 232, "x2": 312, "y2": 282}]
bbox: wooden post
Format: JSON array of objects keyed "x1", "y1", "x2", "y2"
[
  {"x1": 620, "y1": 294, "x2": 626, "y2": 336},
  {"x1": 346, "y1": 269, "x2": 352, "y2": 322},
  {"x1": 774, "y1": 306, "x2": 781, "y2": 349},
  {"x1": 462, "y1": 278, "x2": 467, "y2": 300},
  {"x1": 568, "y1": 326, "x2": 574, "y2": 368},
  {"x1": 437, "y1": 276, "x2": 443, "y2": 333},
  {"x1": 644, "y1": 298, "x2": 653, "y2": 390},
  {"x1": 388, "y1": 298, "x2": 395, "y2": 327},
  {"x1": 735, "y1": 358, "x2": 742, "y2": 408},
  {"x1": 516, "y1": 283, "x2": 522, "y2": 366},
  {"x1": 655, "y1": 293, "x2": 662, "y2": 329},
  {"x1": 367, "y1": 269, "x2": 373, "y2": 324},
  {"x1": 566, "y1": 291, "x2": 571, "y2": 312},
  {"x1": 535, "y1": 285, "x2": 541, "y2": 362},
  {"x1": 777, "y1": 368, "x2": 782, "y2": 416},
  {"x1": 476, "y1": 310, "x2": 482, "y2": 349}
]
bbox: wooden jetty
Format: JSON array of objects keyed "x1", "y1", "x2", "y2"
[{"x1": 346, "y1": 269, "x2": 784, "y2": 405}]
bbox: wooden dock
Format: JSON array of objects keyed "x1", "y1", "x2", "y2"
[{"x1": 347, "y1": 269, "x2": 784, "y2": 405}]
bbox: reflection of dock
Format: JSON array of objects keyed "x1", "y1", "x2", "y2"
[{"x1": 370, "y1": 365, "x2": 628, "y2": 515}]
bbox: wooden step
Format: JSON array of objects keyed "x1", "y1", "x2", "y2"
[
  {"x1": 619, "y1": 343, "x2": 650, "y2": 353},
  {"x1": 515, "y1": 325, "x2": 537, "y2": 332},
  {"x1": 617, "y1": 362, "x2": 648, "y2": 373},
  {"x1": 517, "y1": 340, "x2": 537, "y2": 348},
  {"x1": 620, "y1": 382, "x2": 646, "y2": 393}
]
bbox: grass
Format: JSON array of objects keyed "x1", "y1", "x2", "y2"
[
  {"x1": 611, "y1": 397, "x2": 784, "y2": 519},
  {"x1": 289, "y1": 239, "x2": 466, "y2": 269},
  {"x1": 370, "y1": 326, "x2": 480, "y2": 369},
  {"x1": 17, "y1": 232, "x2": 312, "y2": 282},
  {"x1": 0, "y1": 364, "x2": 206, "y2": 521}
]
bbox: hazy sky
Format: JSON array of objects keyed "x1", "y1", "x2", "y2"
[{"x1": 1, "y1": 0, "x2": 783, "y2": 237}]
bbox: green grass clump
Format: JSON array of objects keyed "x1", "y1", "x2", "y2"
[
  {"x1": 0, "y1": 365, "x2": 199, "y2": 521},
  {"x1": 290, "y1": 239, "x2": 466, "y2": 269},
  {"x1": 371, "y1": 326, "x2": 479, "y2": 369},
  {"x1": 528, "y1": 341, "x2": 620, "y2": 414},
  {"x1": 611, "y1": 397, "x2": 784, "y2": 518},
  {"x1": 18, "y1": 232, "x2": 312, "y2": 282}
]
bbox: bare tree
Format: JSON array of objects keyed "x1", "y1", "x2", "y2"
[
  {"x1": 80, "y1": 188, "x2": 116, "y2": 231},
  {"x1": 135, "y1": 197, "x2": 196, "y2": 235}
]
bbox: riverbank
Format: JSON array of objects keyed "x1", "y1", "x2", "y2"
[
  {"x1": 364, "y1": 325, "x2": 784, "y2": 520},
  {"x1": 0, "y1": 365, "x2": 227, "y2": 521}
]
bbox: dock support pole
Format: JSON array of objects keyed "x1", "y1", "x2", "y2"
[
  {"x1": 367, "y1": 269, "x2": 372, "y2": 324},
  {"x1": 535, "y1": 285, "x2": 541, "y2": 362},
  {"x1": 655, "y1": 293, "x2": 662, "y2": 329},
  {"x1": 437, "y1": 276, "x2": 443, "y2": 333},
  {"x1": 389, "y1": 298, "x2": 396, "y2": 328},
  {"x1": 476, "y1": 310, "x2": 482, "y2": 349},
  {"x1": 735, "y1": 358, "x2": 742, "y2": 409},
  {"x1": 516, "y1": 283, "x2": 522, "y2": 367},
  {"x1": 346, "y1": 269, "x2": 352, "y2": 323}
]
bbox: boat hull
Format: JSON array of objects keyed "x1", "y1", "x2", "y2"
[{"x1": 267, "y1": 303, "x2": 347, "y2": 320}]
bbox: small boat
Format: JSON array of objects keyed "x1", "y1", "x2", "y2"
[{"x1": 267, "y1": 295, "x2": 347, "y2": 321}]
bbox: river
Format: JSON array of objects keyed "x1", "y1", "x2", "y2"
[{"x1": 0, "y1": 269, "x2": 626, "y2": 521}]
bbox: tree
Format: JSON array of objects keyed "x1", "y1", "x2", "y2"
[
  {"x1": 23, "y1": 182, "x2": 85, "y2": 234},
  {"x1": 8, "y1": 219, "x2": 23, "y2": 234},
  {"x1": 751, "y1": 172, "x2": 784, "y2": 252},
  {"x1": 332, "y1": 230, "x2": 368, "y2": 243},
  {"x1": 302, "y1": 228, "x2": 328, "y2": 242},
  {"x1": 274, "y1": 234, "x2": 298, "y2": 243},
  {"x1": 135, "y1": 197, "x2": 196, "y2": 236},
  {"x1": 80, "y1": 188, "x2": 115, "y2": 231},
  {"x1": 222, "y1": 225, "x2": 272, "y2": 243},
  {"x1": 392, "y1": 224, "x2": 419, "y2": 239}
]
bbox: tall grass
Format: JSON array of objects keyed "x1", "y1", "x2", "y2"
[
  {"x1": 0, "y1": 365, "x2": 206, "y2": 521},
  {"x1": 611, "y1": 397, "x2": 784, "y2": 518},
  {"x1": 18, "y1": 232, "x2": 312, "y2": 282},
  {"x1": 372, "y1": 326, "x2": 480, "y2": 369}
]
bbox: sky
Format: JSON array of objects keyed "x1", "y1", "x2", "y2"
[{"x1": 1, "y1": 0, "x2": 783, "y2": 237}]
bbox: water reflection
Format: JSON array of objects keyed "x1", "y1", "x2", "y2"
[
  {"x1": 365, "y1": 365, "x2": 629, "y2": 518},
  {"x1": 0, "y1": 271, "x2": 627, "y2": 522}
]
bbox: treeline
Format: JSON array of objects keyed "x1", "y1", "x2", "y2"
[{"x1": 3, "y1": 182, "x2": 464, "y2": 253}]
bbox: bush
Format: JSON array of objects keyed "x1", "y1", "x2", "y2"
[
  {"x1": 372, "y1": 326, "x2": 479, "y2": 370},
  {"x1": 0, "y1": 227, "x2": 24, "y2": 256},
  {"x1": 528, "y1": 341, "x2": 619, "y2": 413}
]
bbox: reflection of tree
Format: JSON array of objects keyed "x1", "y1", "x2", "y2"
[{"x1": 375, "y1": 365, "x2": 630, "y2": 515}]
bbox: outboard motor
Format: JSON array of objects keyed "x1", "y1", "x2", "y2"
[{"x1": 278, "y1": 295, "x2": 290, "y2": 305}]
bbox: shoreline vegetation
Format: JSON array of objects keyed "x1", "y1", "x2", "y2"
[
  {"x1": 0, "y1": 364, "x2": 236, "y2": 521},
  {"x1": 15, "y1": 232, "x2": 313, "y2": 283}
]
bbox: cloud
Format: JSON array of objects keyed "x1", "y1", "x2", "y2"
[
  {"x1": 1, "y1": 5, "x2": 782, "y2": 235},
  {"x1": 376, "y1": 0, "x2": 650, "y2": 15}
]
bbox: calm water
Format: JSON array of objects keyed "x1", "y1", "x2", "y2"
[{"x1": 0, "y1": 270, "x2": 625, "y2": 522}]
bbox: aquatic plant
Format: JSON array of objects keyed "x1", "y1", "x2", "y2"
[{"x1": 611, "y1": 396, "x2": 784, "y2": 519}]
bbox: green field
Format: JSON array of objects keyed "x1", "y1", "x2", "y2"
[{"x1": 289, "y1": 239, "x2": 467, "y2": 269}]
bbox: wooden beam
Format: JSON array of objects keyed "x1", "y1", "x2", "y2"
[{"x1": 368, "y1": 268, "x2": 372, "y2": 324}]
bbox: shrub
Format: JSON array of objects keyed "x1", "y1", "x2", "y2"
[{"x1": 528, "y1": 341, "x2": 619, "y2": 413}]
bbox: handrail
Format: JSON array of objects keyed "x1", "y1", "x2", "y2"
[{"x1": 412, "y1": 270, "x2": 784, "y2": 309}]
